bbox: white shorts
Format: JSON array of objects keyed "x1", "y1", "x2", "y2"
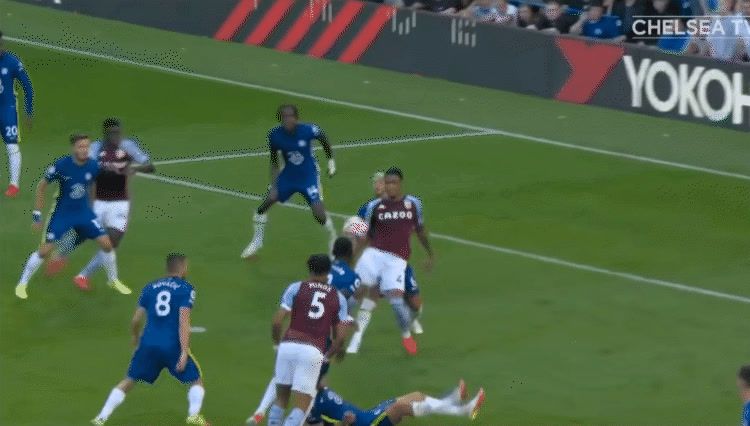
[
  {"x1": 355, "y1": 247, "x2": 408, "y2": 293},
  {"x1": 93, "y1": 200, "x2": 130, "y2": 232},
  {"x1": 273, "y1": 342, "x2": 325, "y2": 397}
]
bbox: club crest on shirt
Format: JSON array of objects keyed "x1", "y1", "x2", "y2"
[
  {"x1": 116, "y1": 149, "x2": 126, "y2": 159},
  {"x1": 298, "y1": 140, "x2": 306, "y2": 147},
  {"x1": 85, "y1": 173, "x2": 92, "y2": 181},
  {"x1": 404, "y1": 200, "x2": 412, "y2": 209},
  {"x1": 0, "y1": 68, "x2": 7, "y2": 75},
  {"x1": 378, "y1": 204, "x2": 386, "y2": 210}
]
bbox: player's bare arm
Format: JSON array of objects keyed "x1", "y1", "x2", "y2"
[
  {"x1": 31, "y1": 178, "x2": 48, "y2": 231},
  {"x1": 415, "y1": 225, "x2": 434, "y2": 271},
  {"x1": 176, "y1": 306, "x2": 192, "y2": 372},
  {"x1": 326, "y1": 322, "x2": 349, "y2": 361},
  {"x1": 130, "y1": 307, "x2": 146, "y2": 347},
  {"x1": 125, "y1": 161, "x2": 155, "y2": 175},
  {"x1": 271, "y1": 308, "x2": 289, "y2": 348},
  {"x1": 316, "y1": 131, "x2": 336, "y2": 178}
]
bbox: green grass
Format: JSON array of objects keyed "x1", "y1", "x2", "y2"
[{"x1": 0, "y1": 1, "x2": 749, "y2": 425}]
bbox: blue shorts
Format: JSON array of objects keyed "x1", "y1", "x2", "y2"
[
  {"x1": 276, "y1": 172, "x2": 322, "y2": 205},
  {"x1": 46, "y1": 210, "x2": 105, "y2": 242},
  {"x1": 354, "y1": 398, "x2": 396, "y2": 426},
  {"x1": 404, "y1": 265, "x2": 419, "y2": 296},
  {"x1": 0, "y1": 105, "x2": 20, "y2": 144},
  {"x1": 127, "y1": 345, "x2": 201, "y2": 385}
]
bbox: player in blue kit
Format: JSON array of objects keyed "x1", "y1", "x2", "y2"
[
  {"x1": 0, "y1": 31, "x2": 34, "y2": 197},
  {"x1": 241, "y1": 104, "x2": 338, "y2": 258},
  {"x1": 739, "y1": 365, "x2": 750, "y2": 426},
  {"x1": 91, "y1": 253, "x2": 209, "y2": 426},
  {"x1": 14, "y1": 134, "x2": 127, "y2": 299},
  {"x1": 306, "y1": 380, "x2": 485, "y2": 425}
]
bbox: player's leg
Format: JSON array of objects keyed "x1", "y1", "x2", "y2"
[
  {"x1": 242, "y1": 182, "x2": 283, "y2": 258},
  {"x1": 268, "y1": 342, "x2": 295, "y2": 425},
  {"x1": 78, "y1": 202, "x2": 127, "y2": 288},
  {"x1": 45, "y1": 230, "x2": 83, "y2": 277},
  {"x1": 2, "y1": 106, "x2": 22, "y2": 196},
  {"x1": 387, "y1": 381, "x2": 484, "y2": 423},
  {"x1": 86, "y1": 215, "x2": 131, "y2": 295},
  {"x1": 92, "y1": 378, "x2": 135, "y2": 425},
  {"x1": 246, "y1": 376, "x2": 277, "y2": 425},
  {"x1": 167, "y1": 350, "x2": 208, "y2": 425},
  {"x1": 74, "y1": 201, "x2": 109, "y2": 288},
  {"x1": 305, "y1": 176, "x2": 336, "y2": 252},
  {"x1": 347, "y1": 248, "x2": 382, "y2": 354},
  {"x1": 380, "y1": 257, "x2": 416, "y2": 355},
  {"x1": 404, "y1": 265, "x2": 423, "y2": 335},
  {"x1": 15, "y1": 214, "x2": 68, "y2": 298},
  {"x1": 282, "y1": 343, "x2": 324, "y2": 426}
]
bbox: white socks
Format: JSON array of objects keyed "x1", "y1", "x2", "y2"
[
  {"x1": 389, "y1": 297, "x2": 413, "y2": 338},
  {"x1": 267, "y1": 404, "x2": 284, "y2": 426},
  {"x1": 254, "y1": 378, "x2": 277, "y2": 417},
  {"x1": 100, "y1": 250, "x2": 118, "y2": 281},
  {"x1": 347, "y1": 297, "x2": 376, "y2": 352},
  {"x1": 283, "y1": 408, "x2": 306, "y2": 426},
  {"x1": 412, "y1": 396, "x2": 465, "y2": 417},
  {"x1": 187, "y1": 385, "x2": 205, "y2": 416},
  {"x1": 7, "y1": 144, "x2": 21, "y2": 187},
  {"x1": 19, "y1": 251, "x2": 43, "y2": 284},
  {"x1": 323, "y1": 216, "x2": 336, "y2": 252},
  {"x1": 96, "y1": 388, "x2": 126, "y2": 421},
  {"x1": 80, "y1": 251, "x2": 104, "y2": 278},
  {"x1": 253, "y1": 212, "x2": 268, "y2": 244}
]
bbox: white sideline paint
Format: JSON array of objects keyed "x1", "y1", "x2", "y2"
[
  {"x1": 136, "y1": 172, "x2": 750, "y2": 305},
  {"x1": 10, "y1": 36, "x2": 750, "y2": 182},
  {"x1": 153, "y1": 131, "x2": 494, "y2": 165}
]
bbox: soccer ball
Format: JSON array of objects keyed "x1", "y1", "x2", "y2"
[{"x1": 342, "y1": 216, "x2": 368, "y2": 238}]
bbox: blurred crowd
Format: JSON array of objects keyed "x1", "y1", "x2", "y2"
[{"x1": 368, "y1": 0, "x2": 750, "y2": 62}]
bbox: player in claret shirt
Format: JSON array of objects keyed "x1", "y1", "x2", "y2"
[
  {"x1": 267, "y1": 254, "x2": 351, "y2": 426},
  {"x1": 348, "y1": 167, "x2": 434, "y2": 356}
]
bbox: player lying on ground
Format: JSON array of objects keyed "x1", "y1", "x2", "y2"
[
  {"x1": 241, "y1": 104, "x2": 338, "y2": 258},
  {"x1": 45, "y1": 118, "x2": 155, "y2": 288},
  {"x1": 739, "y1": 364, "x2": 750, "y2": 426},
  {"x1": 347, "y1": 171, "x2": 424, "y2": 344},
  {"x1": 14, "y1": 134, "x2": 127, "y2": 299},
  {"x1": 307, "y1": 380, "x2": 485, "y2": 425},
  {"x1": 347, "y1": 167, "x2": 434, "y2": 355},
  {"x1": 246, "y1": 237, "x2": 360, "y2": 425},
  {"x1": 0, "y1": 30, "x2": 34, "y2": 197},
  {"x1": 268, "y1": 254, "x2": 352, "y2": 426},
  {"x1": 91, "y1": 253, "x2": 209, "y2": 426}
]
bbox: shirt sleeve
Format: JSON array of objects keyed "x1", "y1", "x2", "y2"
[
  {"x1": 409, "y1": 196, "x2": 425, "y2": 227},
  {"x1": 181, "y1": 287, "x2": 196, "y2": 309},
  {"x1": 310, "y1": 124, "x2": 322, "y2": 139},
  {"x1": 280, "y1": 282, "x2": 302, "y2": 311},
  {"x1": 123, "y1": 139, "x2": 151, "y2": 164},
  {"x1": 356, "y1": 203, "x2": 368, "y2": 219},
  {"x1": 15, "y1": 58, "x2": 34, "y2": 116},
  {"x1": 138, "y1": 288, "x2": 148, "y2": 309},
  {"x1": 43, "y1": 161, "x2": 60, "y2": 183}
]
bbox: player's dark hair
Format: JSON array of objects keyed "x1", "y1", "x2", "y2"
[
  {"x1": 307, "y1": 254, "x2": 331, "y2": 275},
  {"x1": 276, "y1": 104, "x2": 299, "y2": 122},
  {"x1": 70, "y1": 134, "x2": 89, "y2": 145},
  {"x1": 332, "y1": 237, "x2": 353, "y2": 259},
  {"x1": 739, "y1": 365, "x2": 750, "y2": 387},
  {"x1": 102, "y1": 117, "x2": 121, "y2": 130},
  {"x1": 385, "y1": 167, "x2": 403, "y2": 180},
  {"x1": 166, "y1": 252, "x2": 187, "y2": 272}
]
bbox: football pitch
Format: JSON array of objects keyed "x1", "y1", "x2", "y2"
[{"x1": 1, "y1": 2, "x2": 750, "y2": 424}]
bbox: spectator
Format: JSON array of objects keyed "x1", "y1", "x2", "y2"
[
  {"x1": 610, "y1": 0, "x2": 645, "y2": 40},
  {"x1": 571, "y1": 0, "x2": 625, "y2": 40},
  {"x1": 462, "y1": 0, "x2": 517, "y2": 24},
  {"x1": 537, "y1": 0, "x2": 577, "y2": 33},
  {"x1": 738, "y1": 0, "x2": 750, "y2": 60},
  {"x1": 657, "y1": 18, "x2": 701, "y2": 54},
  {"x1": 517, "y1": 4, "x2": 541, "y2": 28},
  {"x1": 705, "y1": 0, "x2": 742, "y2": 60}
]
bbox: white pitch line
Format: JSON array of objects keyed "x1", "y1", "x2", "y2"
[
  {"x1": 153, "y1": 131, "x2": 494, "y2": 166},
  {"x1": 136, "y1": 172, "x2": 750, "y2": 305},
  {"x1": 10, "y1": 36, "x2": 750, "y2": 182}
]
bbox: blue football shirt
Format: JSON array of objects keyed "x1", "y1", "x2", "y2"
[
  {"x1": 742, "y1": 400, "x2": 749, "y2": 426},
  {"x1": 583, "y1": 16, "x2": 622, "y2": 39},
  {"x1": 268, "y1": 123, "x2": 323, "y2": 179},
  {"x1": 44, "y1": 156, "x2": 100, "y2": 213},
  {"x1": 137, "y1": 276, "x2": 196, "y2": 347},
  {"x1": 328, "y1": 259, "x2": 360, "y2": 300},
  {"x1": 0, "y1": 51, "x2": 33, "y2": 115}
]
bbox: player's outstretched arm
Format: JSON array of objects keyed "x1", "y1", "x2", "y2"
[
  {"x1": 130, "y1": 307, "x2": 146, "y2": 347},
  {"x1": 327, "y1": 323, "x2": 350, "y2": 361},
  {"x1": 127, "y1": 161, "x2": 155, "y2": 174},
  {"x1": 176, "y1": 307, "x2": 192, "y2": 372},
  {"x1": 271, "y1": 308, "x2": 289, "y2": 348},
  {"x1": 17, "y1": 62, "x2": 34, "y2": 123}
]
